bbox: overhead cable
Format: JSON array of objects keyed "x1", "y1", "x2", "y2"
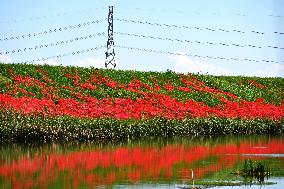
[
  {"x1": 115, "y1": 32, "x2": 284, "y2": 50},
  {"x1": 115, "y1": 18, "x2": 284, "y2": 36},
  {"x1": 115, "y1": 45, "x2": 283, "y2": 64},
  {"x1": 0, "y1": 18, "x2": 106, "y2": 42},
  {"x1": 0, "y1": 32, "x2": 105, "y2": 55}
]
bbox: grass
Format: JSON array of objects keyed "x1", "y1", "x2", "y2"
[
  {"x1": 184, "y1": 159, "x2": 274, "y2": 188},
  {"x1": 0, "y1": 109, "x2": 283, "y2": 143},
  {"x1": 182, "y1": 180, "x2": 276, "y2": 188}
]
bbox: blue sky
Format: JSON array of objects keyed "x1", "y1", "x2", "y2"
[{"x1": 0, "y1": 0, "x2": 283, "y2": 77}]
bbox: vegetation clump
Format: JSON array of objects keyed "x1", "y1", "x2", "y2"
[{"x1": 232, "y1": 159, "x2": 270, "y2": 182}]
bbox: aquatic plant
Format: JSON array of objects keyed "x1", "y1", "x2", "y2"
[{"x1": 233, "y1": 159, "x2": 270, "y2": 182}]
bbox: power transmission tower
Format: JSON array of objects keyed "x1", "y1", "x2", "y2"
[{"x1": 105, "y1": 6, "x2": 116, "y2": 68}]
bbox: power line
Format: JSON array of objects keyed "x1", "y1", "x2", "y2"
[
  {"x1": 20, "y1": 45, "x2": 105, "y2": 64},
  {"x1": 115, "y1": 32, "x2": 284, "y2": 50},
  {"x1": 115, "y1": 45, "x2": 283, "y2": 64},
  {"x1": 0, "y1": 7, "x2": 106, "y2": 24},
  {"x1": 17, "y1": 44, "x2": 284, "y2": 65},
  {"x1": 115, "y1": 18, "x2": 284, "y2": 36},
  {"x1": 1, "y1": 5, "x2": 282, "y2": 68},
  {"x1": 1, "y1": 7, "x2": 282, "y2": 25},
  {"x1": 123, "y1": 7, "x2": 284, "y2": 19},
  {"x1": 0, "y1": 32, "x2": 105, "y2": 55},
  {"x1": 0, "y1": 18, "x2": 106, "y2": 42}
]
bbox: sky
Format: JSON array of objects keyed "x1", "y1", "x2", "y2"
[{"x1": 0, "y1": 0, "x2": 283, "y2": 77}]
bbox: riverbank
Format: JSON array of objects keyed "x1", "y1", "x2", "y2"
[{"x1": 0, "y1": 63, "x2": 283, "y2": 142}]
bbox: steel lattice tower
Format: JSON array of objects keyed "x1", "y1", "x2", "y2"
[{"x1": 105, "y1": 6, "x2": 116, "y2": 68}]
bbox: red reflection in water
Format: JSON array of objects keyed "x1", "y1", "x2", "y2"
[{"x1": 0, "y1": 139, "x2": 284, "y2": 188}]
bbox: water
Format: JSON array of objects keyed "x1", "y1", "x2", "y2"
[{"x1": 0, "y1": 135, "x2": 284, "y2": 189}]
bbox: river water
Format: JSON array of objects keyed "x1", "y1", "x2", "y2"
[{"x1": 0, "y1": 135, "x2": 284, "y2": 189}]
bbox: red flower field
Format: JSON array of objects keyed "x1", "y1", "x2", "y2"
[{"x1": 0, "y1": 64, "x2": 283, "y2": 120}]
